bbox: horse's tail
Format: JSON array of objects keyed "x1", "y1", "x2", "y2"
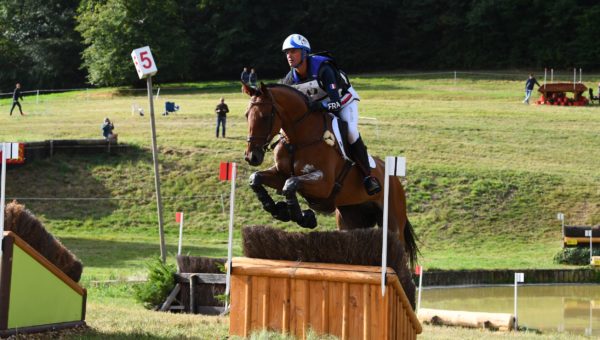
[{"x1": 404, "y1": 219, "x2": 419, "y2": 268}]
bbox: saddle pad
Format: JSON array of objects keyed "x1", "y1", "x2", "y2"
[{"x1": 331, "y1": 115, "x2": 376, "y2": 169}]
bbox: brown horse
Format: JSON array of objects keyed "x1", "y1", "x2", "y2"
[{"x1": 242, "y1": 82, "x2": 417, "y2": 265}]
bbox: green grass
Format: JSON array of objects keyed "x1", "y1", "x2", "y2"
[{"x1": 1, "y1": 74, "x2": 599, "y2": 338}]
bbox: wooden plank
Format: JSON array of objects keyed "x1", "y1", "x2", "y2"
[
  {"x1": 341, "y1": 282, "x2": 348, "y2": 340},
  {"x1": 308, "y1": 280, "x2": 327, "y2": 335},
  {"x1": 244, "y1": 276, "x2": 252, "y2": 337},
  {"x1": 232, "y1": 257, "x2": 396, "y2": 275},
  {"x1": 290, "y1": 279, "x2": 309, "y2": 338},
  {"x1": 328, "y1": 281, "x2": 343, "y2": 336},
  {"x1": 267, "y1": 277, "x2": 285, "y2": 331},
  {"x1": 347, "y1": 283, "x2": 363, "y2": 340},
  {"x1": 283, "y1": 278, "x2": 290, "y2": 333},
  {"x1": 363, "y1": 284, "x2": 370, "y2": 340},
  {"x1": 175, "y1": 273, "x2": 226, "y2": 284},
  {"x1": 250, "y1": 276, "x2": 268, "y2": 330},
  {"x1": 228, "y1": 274, "x2": 246, "y2": 336},
  {"x1": 159, "y1": 284, "x2": 181, "y2": 311}
]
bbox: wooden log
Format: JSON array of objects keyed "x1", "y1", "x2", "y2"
[{"x1": 417, "y1": 308, "x2": 514, "y2": 331}]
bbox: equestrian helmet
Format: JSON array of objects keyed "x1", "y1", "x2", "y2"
[{"x1": 282, "y1": 34, "x2": 311, "y2": 52}]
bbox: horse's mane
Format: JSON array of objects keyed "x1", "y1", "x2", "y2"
[{"x1": 265, "y1": 83, "x2": 310, "y2": 108}]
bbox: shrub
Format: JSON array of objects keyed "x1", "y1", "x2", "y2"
[
  {"x1": 133, "y1": 257, "x2": 177, "y2": 309},
  {"x1": 554, "y1": 248, "x2": 600, "y2": 265}
]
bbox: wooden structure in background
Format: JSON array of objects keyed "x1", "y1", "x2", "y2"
[
  {"x1": 537, "y1": 83, "x2": 588, "y2": 105},
  {"x1": 229, "y1": 257, "x2": 421, "y2": 339}
]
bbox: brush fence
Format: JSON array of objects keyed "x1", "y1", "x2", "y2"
[{"x1": 229, "y1": 257, "x2": 421, "y2": 339}]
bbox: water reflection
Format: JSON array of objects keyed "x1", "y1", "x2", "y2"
[{"x1": 421, "y1": 284, "x2": 600, "y2": 336}]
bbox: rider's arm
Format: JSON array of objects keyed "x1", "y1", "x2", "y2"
[{"x1": 319, "y1": 64, "x2": 342, "y2": 113}]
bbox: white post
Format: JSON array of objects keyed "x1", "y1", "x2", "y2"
[
  {"x1": 177, "y1": 212, "x2": 184, "y2": 256},
  {"x1": 586, "y1": 229, "x2": 593, "y2": 264},
  {"x1": 417, "y1": 266, "x2": 423, "y2": 312},
  {"x1": 544, "y1": 68, "x2": 547, "y2": 87},
  {"x1": 580, "y1": 68, "x2": 582, "y2": 83},
  {"x1": 574, "y1": 68, "x2": 576, "y2": 90},
  {"x1": 514, "y1": 272, "x2": 524, "y2": 331},
  {"x1": 36, "y1": 90, "x2": 39, "y2": 104},
  {"x1": 551, "y1": 69, "x2": 554, "y2": 83},
  {"x1": 156, "y1": 87, "x2": 161, "y2": 101},
  {"x1": 454, "y1": 71, "x2": 457, "y2": 85},
  {"x1": 381, "y1": 158, "x2": 392, "y2": 296},
  {"x1": 225, "y1": 163, "x2": 237, "y2": 307},
  {"x1": 557, "y1": 212, "x2": 565, "y2": 239},
  {"x1": 0, "y1": 143, "x2": 6, "y2": 258},
  {"x1": 381, "y1": 156, "x2": 406, "y2": 296}
]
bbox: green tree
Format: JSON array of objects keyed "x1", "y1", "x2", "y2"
[
  {"x1": 0, "y1": 0, "x2": 84, "y2": 90},
  {"x1": 77, "y1": 0, "x2": 191, "y2": 86}
]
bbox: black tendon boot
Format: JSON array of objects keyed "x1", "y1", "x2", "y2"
[{"x1": 350, "y1": 136, "x2": 381, "y2": 195}]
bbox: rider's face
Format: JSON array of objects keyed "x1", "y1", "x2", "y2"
[{"x1": 285, "y1": 49, "x2": 303, "y2": 68}]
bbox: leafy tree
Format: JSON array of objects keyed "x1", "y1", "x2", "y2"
[
  {"x1": 0, "y1": 0, "x2": 84, "y2": 90},
  {"x1": 77, "y1": 0, "x2": 191, "y2": 86}
]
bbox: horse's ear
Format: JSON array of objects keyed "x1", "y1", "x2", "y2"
[
  {"x1": 241, "y1": 82, "x2": 256, "y2": 97},
  {"x1": 259, "y1": 82, "x2": 268, "y2": 95}
]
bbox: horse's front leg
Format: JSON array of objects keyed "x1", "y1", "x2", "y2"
[
  {"x1": 282, "y1": 169, "x2": 329, "y2": 229},
  {"x1": 249, "y1": 166, "x2": 290, "y2": 221}
]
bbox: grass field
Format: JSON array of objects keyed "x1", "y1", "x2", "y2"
[{"x1": 0, "y1": 73, "x2": 599, "y2": 338}]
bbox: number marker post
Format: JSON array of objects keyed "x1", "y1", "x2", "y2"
[
  {"x1": 514, "y1": 272, "x2": 524, "y2": 331},
  {"x1": 219, "y1": 162, "x2": 237, "y2": 311},
  {"x1": 131, "y1": 46, "x2": 166, "y2": 263},
  {"x1": 381, "y1": 156, "x2": 406, "y2": 296}
]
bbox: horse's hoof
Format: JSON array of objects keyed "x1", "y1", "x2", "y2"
[
  {"x1": 272, "y1": 201, "x2": 290, "y2": 222},
  {"x1": 300, "y1": 210, "x2": 317, "y2": 229}
]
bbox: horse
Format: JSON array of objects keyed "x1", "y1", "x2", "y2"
[{"x1": 242, "y1": 82, "x2": 417, "y2": 266}]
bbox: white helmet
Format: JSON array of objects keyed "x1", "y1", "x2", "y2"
[{"x1": 282, "y1": 34, "x2": 311, "y2": 52}]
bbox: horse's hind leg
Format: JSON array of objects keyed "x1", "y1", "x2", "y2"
[{"x1": 250, "y1": 166, "x2": 290, "y2": 221}]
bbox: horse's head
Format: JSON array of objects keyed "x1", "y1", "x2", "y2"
[{"x1": 242, "y1": 82, "x2": 282, "y2": 166}]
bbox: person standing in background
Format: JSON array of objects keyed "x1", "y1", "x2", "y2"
[
  {"x1": 10, "y1": 83, "x2": 25, "y2": 116},
  {"x1": 249, "y1": 68, "x2": 258, "y2": 88},
  {"x1": 241, "y1": 67, "x2": 250, "y2": 84},
  {"x1": 215, "y1": 97, "x2": 229, "y2": 138},
  {"x1": 523, "y1": 73, "x2": 540, "y2": 104}
]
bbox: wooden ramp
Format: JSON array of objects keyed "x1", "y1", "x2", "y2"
[
  {"x1": 0, "y1": 231, "x2": 86, "y2": 336},
  {"x1": 229, "y1": 257, "x2": 421, "y2": 339}
]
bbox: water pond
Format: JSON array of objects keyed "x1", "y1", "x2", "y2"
[{"x1": 421, "y1": 284, "x2": 600, "y2": 336}]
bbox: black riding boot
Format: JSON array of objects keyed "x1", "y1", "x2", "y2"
[{"x1": 350, "y1": 136, "x2": 381, "y2": 195}]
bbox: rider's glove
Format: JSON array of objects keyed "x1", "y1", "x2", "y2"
[{"x1": 323, "y1": 100, "x2": 341, "y2": 113}]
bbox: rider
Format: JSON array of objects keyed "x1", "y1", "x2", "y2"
[{"x1": 280, "y1": 34, "x2": 381, "y2": 195}]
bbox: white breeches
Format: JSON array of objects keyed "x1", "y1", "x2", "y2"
[{"x1": 339, "y1": 100, "x2": 360, "y2": 143}]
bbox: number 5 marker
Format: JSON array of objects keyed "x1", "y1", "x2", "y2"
[{"x1": 131, "y1": 46, "x2": 158, "y2": 79}]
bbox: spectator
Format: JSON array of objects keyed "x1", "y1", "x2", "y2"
[
  {"x1": 215, "y1": 97, "x2": 229, "y2": 138},
  {"x1": 249, "y1": 68, "x2": 258, "y2": 88},
  {"x1": 9, "y1": 83, "x2": 25, "y2": 116},
  {"x1": 102, "y1": 117, "x2": 117, "y2": 141},
  {"x1": 241, "y1": 67, "x2": 250, "y2": 84},
  {"x1": 523, "y1": 73, "x2": 540, "y2": 104}
]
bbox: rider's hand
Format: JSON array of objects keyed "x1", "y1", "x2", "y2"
[{"x1": 324, "y1": 101, "x2": 341, "y2": 113}]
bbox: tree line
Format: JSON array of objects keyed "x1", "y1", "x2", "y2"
[{"x1": 2, "y1": 0, "x2": 599, "y2": 90}]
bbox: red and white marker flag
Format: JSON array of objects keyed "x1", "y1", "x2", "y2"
[
  {"x1": 1, "y1": 142, "x2": 22, "y2": 257},
  {"x1": 175, "y1": 212, "x2": 183, "y2": 223},
  {"x1": 416, "y1": 265, "x2": 424, "y2": 312},
  {"x1": 219, "y1": 162, "x2": 235, "y2": 181}
]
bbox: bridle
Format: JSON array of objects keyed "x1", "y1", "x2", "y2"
[{"x1": 245, "y1": 92, "x2": 279, "y2": 153}]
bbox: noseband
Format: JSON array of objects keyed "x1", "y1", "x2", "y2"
[{"x1": 246, "y1": 95, "x2": 279, "y2": 152}]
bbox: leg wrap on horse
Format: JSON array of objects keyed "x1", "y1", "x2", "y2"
[
  {"x1": 282, "y1": 178, "x2": 316, "y2": 229},
  {"x1": 249, "y1": 173, "x2": 275, "y2": 214}
]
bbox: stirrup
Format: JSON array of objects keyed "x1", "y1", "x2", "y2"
[{"x1": 364, "y1": 176, "x2": 381, "y2": 195}]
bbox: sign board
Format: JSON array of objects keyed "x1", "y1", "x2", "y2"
[
  {"x1": 0, "y1": 143, "x2": 23, "y2": 164},
  {"x1": 175, "y1": 212, "x2": 183, "y2": 223},
  {"x1": 415, "y1": 265, "x2": 422, "y2": 275},
  {"x1": 557, "y1": 213, "x2": 565, "y2": 221},
  {"x1": 585, "y1": 230, "x2": 592, "y2": 237},
  {"x1": 385, "y1": 156, "x2": 406, "y2": 177},
  {"x1": 131, "y1": 46, "x2": 158, "y2": 79},
  {"x1": 515, "y1": 272, "x2": 524, "y2": 283}
]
